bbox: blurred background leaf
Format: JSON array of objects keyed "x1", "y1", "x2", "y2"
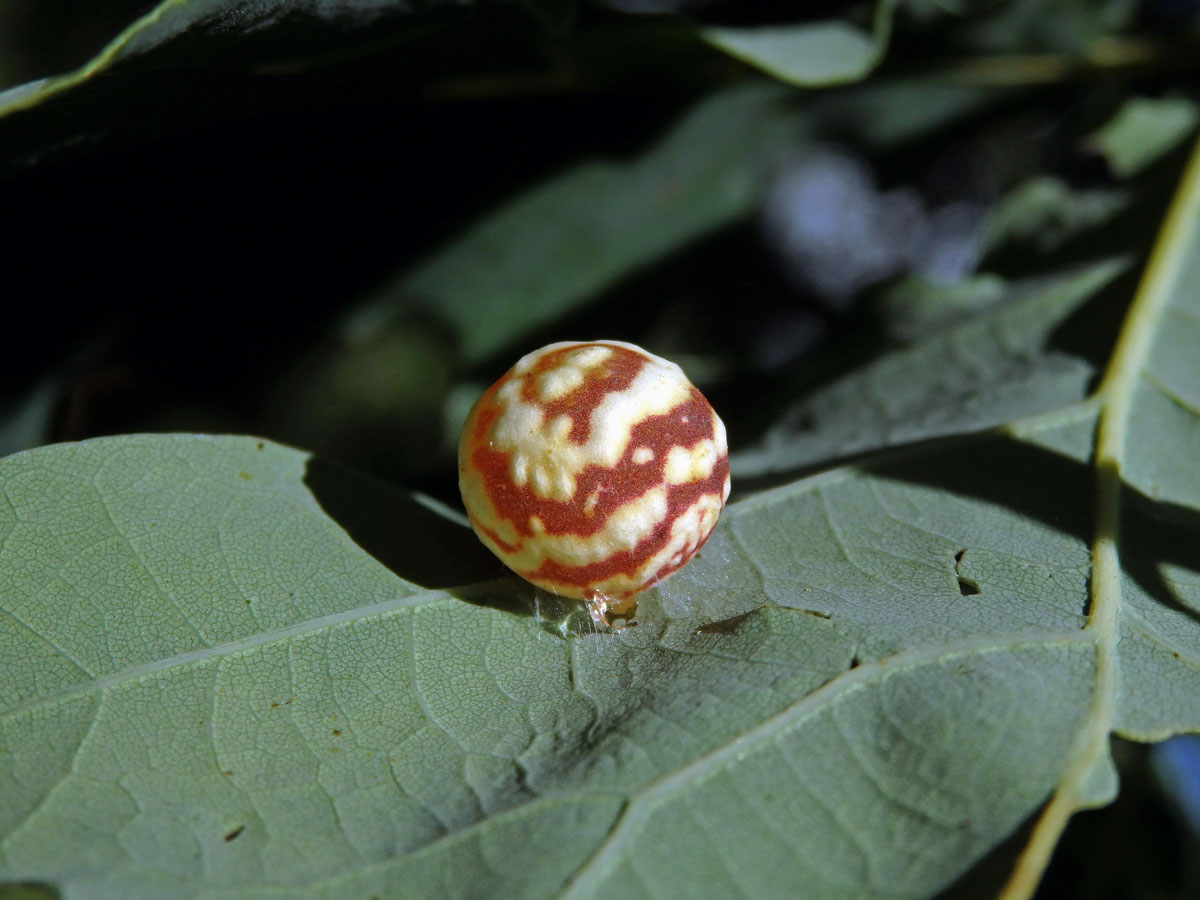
[
  {"x1": 701, "y1": 0, "x2": 895, "y2": 87},
  {"x1": 1084, "y1": 94, "x2": 1199, "y2": 177}
]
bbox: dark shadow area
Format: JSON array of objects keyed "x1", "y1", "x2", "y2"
[
  {"x1": 982, "y1": 135, "x2": 1188, "y2": 285},
  {"x1": 1120, "y1": 483, "x2": 1200, "y2": 629},
  {"x1": 933, "y1": 807, "x2": 1034, "y2": 900},
  {"x1": 0, "y1": 18, "x2": 701, "y2": 454},
  {"x1": 1046, "y1": 263, "x2": 1145, "y2": 397},
  {"x1": 304, "y1": 456, "x2": 622, "y2": 629},
  {"x1": 1033, "y1": 740, "x2": 1190, "y2": 900},
  {"x1": 739, "y1": 427, "x2": 1094, "y2": 529},
  {"x1": 685, "y1": 0, "x2": 865, "y2": 28},
  {"x1": 0, "y1": 4, "x2": 713, "y2": 175},
  {"x1": 0, "y1": 0, "x2": 158, "y2": 87},
  {"x1": 871, "y1": 433, "x2": 1095, "y2": 545},
  {"x1": 303, "y1": 455, "x2": 505, "y2": 590},
  {"x1": 936, "y1": 740, "x2": 1190, "y2": 900}
]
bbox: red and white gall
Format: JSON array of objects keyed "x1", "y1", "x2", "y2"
[{"x1": 458, "y1": 340, "x2": 731, "y2": 627}]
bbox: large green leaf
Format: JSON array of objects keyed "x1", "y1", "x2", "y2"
[
  {"x1": 2, "y1": 121, "x2": 1199, "y2": 893},
  {"x1": 0, "y1": 423, "x2": 1097, "y2": 900},
  {"x1": 1084, "y1": 95, "x2": 1199, "y2": 179}
]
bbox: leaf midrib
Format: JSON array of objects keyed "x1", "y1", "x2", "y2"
[
  {"x1": 558, "y1": 627, "x2": 1092, "y2": 900},
  {"x1": 999, "y1": 133, "x2": 1200, "y2": 900},
  {"x1": 1, "y1": 585, "x2": 453, "y2": 718}
]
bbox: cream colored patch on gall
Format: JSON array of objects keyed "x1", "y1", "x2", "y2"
[
  {"x1": 503, "y1": 486, "x2": 670, "y2": 573},
  {"x1": 583, "y1": 489, "x2": 601, "y2": 517},
  {"x1": 664, "y1": 440, "x2": 718, "y2": 485},
  {"x1": 536, "y1": 363, "x2": 584, "y2": 404},
  {"x1": 636, "y1": 493, "x2": 724, "y2": 580},
  {"x1": 711, "y1": 410, "x2": 728, "y2": 457},
  {"x1": 459, "y1": 466, "x2": 520, "y2": 546},
  {"x1": 487, "y1": 344, "x2": 692, "y2": 502},
  {"x1": 564, "y1": 493, "x2": 725, "y2": 602},
  {"x1": 632, "y1": 446, "x2": 655, "y2": 465}
]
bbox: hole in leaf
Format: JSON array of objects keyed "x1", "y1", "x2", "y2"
[{"x1": 953, "y1": 549, "x2": 979, "y2": 594}]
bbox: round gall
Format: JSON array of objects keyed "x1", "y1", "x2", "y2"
[{"x1": 458, "y1": 341, "x2": 731, "y2": 626}]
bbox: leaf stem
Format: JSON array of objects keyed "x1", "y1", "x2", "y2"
[{"x1": 999, "y1": 132, "x2": 1200, "y2": 900}]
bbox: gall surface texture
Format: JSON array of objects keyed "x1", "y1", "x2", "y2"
[{"x1": 458, "y1": 340, "x2": 730, "y2": 624}]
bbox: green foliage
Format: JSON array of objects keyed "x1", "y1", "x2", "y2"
[
  {"x1": 700, "y1": 0, "x2": 894, "y2": 87},
  {"x1": 1085, "y1": 95, "x2": 1200, "y2": 178},
  {"x1": 3, "y1": 1, "x2": 1200, "y2": 898},
  {"x1": 362, "y1": 82, "x2": 802, "y2": 364}
]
